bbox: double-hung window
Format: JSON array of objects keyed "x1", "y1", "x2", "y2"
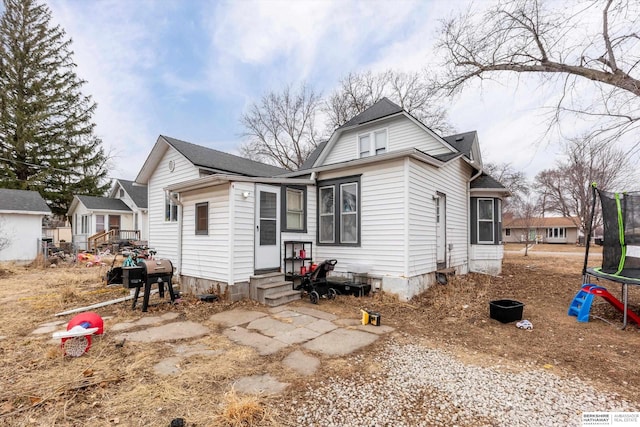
[
  {"x1": 477, "y1": 198, "x2": 495, "y2": 243},
  {"x1": 96, "y1": 215, "x2": 105, "y2": 232},
  {"x1": 195, "y1": 202, "x2": 208, "y2": 235},
  {"x1": 319, "y1": 186, "x2": 335, "y2": 243},
  {"x1": 358, "y1": 129, "x2": 387, "y2": 158},
  {"x1": 282, "y1": 186, "x2": 306, "y2": 232},
  {"x1": 340, "y1": 183, "x2": 358, "y2": 243},
  {"x1": 318, "y1": 176, "x2": 360, "y2": 246},
  {"x1": 81, "y1": 215, "x2": 90, "y2": 234}
]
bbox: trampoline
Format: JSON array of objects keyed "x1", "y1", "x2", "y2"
[{"x1": 581, "y1": 185, "x2": 640, "y2": 328}]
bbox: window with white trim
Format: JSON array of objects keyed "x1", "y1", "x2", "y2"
[
  {"x1": 358, "y1": 129, "x2": 387, "y2": 158},
  {"x1": 165, "y1": 193, "x2": 178, "y2": 222},
  {"x1": 477, "y1": 198, "x2": 494, "y2": 243},
  {"x1": 81, "y1": 215, "x2": 90, "y2": 234},
  {"x1": 96, "y1": 215, "x2": 105, "y2": 232},
  {"x1": 195, "y1": 202, "x2": 208, "y2": 235},
  {"x1": 546, "y1": 227, "x2": 566, "y2": 238}
]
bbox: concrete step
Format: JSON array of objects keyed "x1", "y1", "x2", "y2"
[
  {"x1": 255, "y1": 281, "x2": 294, "y2": 304},
  {"x1": 264, "y1": 290, "x2": 301, "y2": 307},
  {"x1": 250, "y1": 272, "x2": 285, "y2": 287}
]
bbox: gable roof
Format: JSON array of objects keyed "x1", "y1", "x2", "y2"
[
  {"x1": 298, "y1": 141, "x2": 328, "y2": 171},
  {"x1": 136, "y1": 135, "x2": 288, "y2": 184},
  {"x1": 115, "y1": 179, "x2": 148, "y2": 209},
  {"x1": 0, "y1": 189, "x2": 51, "y2": 214},
  {"x1": 339, "y1": 97, "x2": 404, "y2": 129},
  {"x1": 443, "y1": 131, "x2": 476, "y2": 159},
  {"x1": 505, "y1": 216, "x2": 580, "y2": 228},
  {"x1": 164, "y1": 136, "x2": 287, "y2": 177},
  {"x1": 76, "y1": 195, "x2": 132, "y2": 212},
  {"x1": 470, "y1": 173, "x2": 507, "y2": 190},
  {"x1": 309, "y1": 99, "x2": 460, "y2": 170}
]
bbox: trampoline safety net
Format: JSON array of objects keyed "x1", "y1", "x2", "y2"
[{"x1": 598, "y1": 189, "x2": 640, "y2": 278}]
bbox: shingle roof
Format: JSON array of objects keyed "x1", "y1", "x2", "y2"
[
  {"x1": 76, "y1": 196, "x2": 131, "y2": 212},
  {"x1": 117, "y1": 179, "x2": 147, "y2": 209},
  {"x1": 505, "y1": 216, "x2": 580, "y2": 228},
  {"x1": 298, "y1": 141, "x2": 328, "y2": 170},
  {"x1": 433, "y1": 152, "x2": 463, "y2": 162},
  {"x1": 470, "y1": 173, "x2": 507, "y2": 190},
  {"x1": 162, "y1": 136, "x2": 287, "y2": 177},
  {"x1": 338, "y1": 98, "x2": 403, "y2": 129},
  {"x1": 443, "y1": 131, "x2": 476, "y2": 158},
  {"x1": 0, "y1": 189, "x2": 50, "y2": 213}
]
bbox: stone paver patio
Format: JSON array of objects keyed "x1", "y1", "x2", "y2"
[{"x1": 45, "y1": 304, "x2": 394, "y2": 395}]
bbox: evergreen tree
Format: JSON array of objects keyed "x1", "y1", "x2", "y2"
[{"x1": 0, "y1": 0, "x2": 110, "y2": 215}]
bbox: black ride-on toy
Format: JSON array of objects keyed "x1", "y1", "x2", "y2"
[{"x1": 297, "y1": 259, "x2": 338, "y2": 304}]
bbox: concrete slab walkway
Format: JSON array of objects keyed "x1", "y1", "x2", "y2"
[{"x1": 39, "y1": 304, "x2": 394, "y2": 396}]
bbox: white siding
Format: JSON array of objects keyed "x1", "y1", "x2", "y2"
[
  {"x1": 315, "y1": 159, "x2": 406, "y2": 277},
  {"x1": 469, "y1": 244, "x2": 503, "y2": 275},
  {"x1": 69, "y1": 203, "x2": 91, "y2": 249},
  {"x1": 408, "y1": 158, "x2": 471, "y2": 276},
  {"x1": 323, "y1": 115, "x2": 453, "y2": 166},
  {"x1": 0, "y1": 213, "x2": 44, "y2": 262},
  {"x1": 231, "y1": 182, "x2": 255, "y2": 283},
  {"x1": 180, "y1": 186, "x2": 230, "y2": 282},
  {"x1": 148, "y1": 147, "x2": 200, "y2": 266}
]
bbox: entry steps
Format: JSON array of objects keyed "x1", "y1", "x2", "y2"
[{"x1": 250, "y1": 272, "x2": 300, "y2": 307}]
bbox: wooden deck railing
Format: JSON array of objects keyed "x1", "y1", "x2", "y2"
[{"x1": 87, "y1": 229, "x2": 141, "y2": 251}]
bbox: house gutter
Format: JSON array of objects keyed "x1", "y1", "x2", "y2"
[
  {"x1": 281, "y1": 148, "x2": 445, "y2": 178},
  {"x1": 169, "y1": 191, "x2": 184, "y2": 276},
  {"x1": 467, "y1": 162, "x2": 482, "y2": 271}
]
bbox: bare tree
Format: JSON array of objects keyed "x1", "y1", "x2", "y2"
[
  {"x1": 0, "y1": 217, "x2": 12, "y2": 253},
  {"x1": 484, "y1": 162, "x2": 530, "y2": 213},
  {"x1": 513, "y1": 196, "x2": 545, "y2": 256},
  {"x1": 435, "y1": 0, "x2": 640, "y2": 146},
  {"x1": 534, "y1": 137, "x2": 632, "y2": 233},
  {"x1": 239, "y1": 84, "x2": 321, "y2": 171},
  {"x1": 324, "y1": 70, "x2": 453, "y2": 135}
]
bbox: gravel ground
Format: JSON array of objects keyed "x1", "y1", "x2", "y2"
[{"x1": 284, "y1": 339, "x2": 638, "y2": 426}]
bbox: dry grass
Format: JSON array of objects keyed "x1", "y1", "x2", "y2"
[
  {"x1": 216, "y1": 389, "x2": 277, "y2": 427},
  {"x1": 504, "y1": 242, "x2": 603, "y2": 254},
  {"x1": 1, "y1": 253, "x2": 639, "y2": 426}
]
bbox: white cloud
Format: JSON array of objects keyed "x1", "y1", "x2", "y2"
[{"x1": 47, "y1": 0, "x2": 171, "y2": 179}]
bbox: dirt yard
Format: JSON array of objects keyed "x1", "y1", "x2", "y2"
[{"x1": 0, "y1": 250, "x2": 638, "y2": 426}]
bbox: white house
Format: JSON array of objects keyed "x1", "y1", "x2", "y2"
[
  {"x1": 67, "y1": 179, "x2": 148, "y2": 251},
  {"x1": 0, "y1": 188, "x2": 51, "y2": 262},
  {"x1": 135, "y1": 99, "x2": 508, "y2": 302}
]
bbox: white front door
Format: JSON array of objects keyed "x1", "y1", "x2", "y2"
[
  {"x1": 435, "y1": 193, "x2": 446, "y2": 268},
  {"x1": 255, "y1": 184, "x2": 281, "y2": 271}
]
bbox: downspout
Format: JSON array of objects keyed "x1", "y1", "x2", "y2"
[
  {"x1": 467, "y1": 164, "x2": 483, "y2": 271},
  {"x1": 169, "y1": 191, "x2": 183, "y2": 277}
]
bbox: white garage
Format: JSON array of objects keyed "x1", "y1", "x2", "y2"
[{"x1": 0, "y1": 189, "x2": 51, "y2": 262}]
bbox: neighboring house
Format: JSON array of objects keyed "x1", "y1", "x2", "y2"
[
  {"x1": 67, "y1": 179, "x2": 148, "y2": 251},
  {"x1": 503, "y1": 216, "x2": 580, "y2": 244},
  {"x1": 0, "y1": 189, "x2": 51, "y2": 262},
  {"x1": 135, "y1": 99, "x2": 508, "y2": 302}
]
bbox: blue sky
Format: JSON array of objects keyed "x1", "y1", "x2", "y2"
[{"x1": 46, "y1": 0, "x2": 580, "y2": 181}]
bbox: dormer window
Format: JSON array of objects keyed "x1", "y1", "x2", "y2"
[
  {"x1": 358, "y1": 129, "x2": 387, "y2": 158},
  {"x1": 119, "y1": 189, "x2": 124, "y2": 198}
]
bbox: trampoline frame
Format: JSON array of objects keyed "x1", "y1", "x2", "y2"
[{"x1": 583, "y1": 184, "x2": 640, "y2": 328}]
